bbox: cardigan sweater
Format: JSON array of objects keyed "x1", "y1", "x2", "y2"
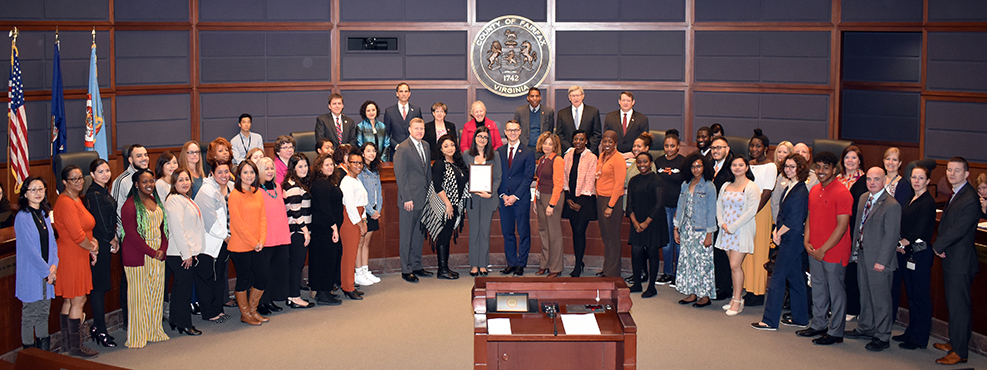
[
  {"x1": 120, "y1": 198, "x2": 170, "y2": 267},
  {"x1": 15, "y1": 210, "x2": 59, "y2": 302}
]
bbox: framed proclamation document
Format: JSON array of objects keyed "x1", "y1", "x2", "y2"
[{"x1": 470, "y1": 164, "x2": 493, "y2": 193}]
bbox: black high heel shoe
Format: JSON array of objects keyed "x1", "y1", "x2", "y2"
[
  {"x1": 89, "y1": 326, "x2": 117, "y2": 347},
  {"x1": 176, "y1": 326, "x2": 202, "y2": 336},
  {"x1": 343, "y1": 290, "x2": 363, "y2": 300}
]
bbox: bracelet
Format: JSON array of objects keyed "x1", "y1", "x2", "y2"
[{"x1": 547, "y1": 204, "x2": 554, "y2": 209}]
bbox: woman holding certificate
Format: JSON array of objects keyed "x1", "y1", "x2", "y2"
[
  {"x1": 463, "y1": 126, "x2": 501, "y2": 276},
  {"x1": 534, "y1": 132, "x2": 565, "y2": 278}
]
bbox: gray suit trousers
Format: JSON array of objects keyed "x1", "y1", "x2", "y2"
[
  {"x1": 399, "y1": 206, "x2": 426, "y2": 274},
  {"x1": 467, "y1": 195, "x2": 497, "y2": 268},
  {"x1": 856, "y1": 264, "x2": 894, "y2": 341},
  {"x1": 809, "y1": 258, "x2": 847, "y2": 336}
]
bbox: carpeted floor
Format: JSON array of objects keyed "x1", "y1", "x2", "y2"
[{"x1": 83, "y1": 271, "x2": 983, "y2": 369}]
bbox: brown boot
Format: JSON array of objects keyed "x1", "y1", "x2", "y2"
[
  {"x1": 67, "y1": 319, "x2": 98, "y2": 358},
  {"x1": 235, "y1": 291, "x2": 261, "y2": 326},
  {"x1": 248, "y1": 288, "x2": 270, "y2": 323}
]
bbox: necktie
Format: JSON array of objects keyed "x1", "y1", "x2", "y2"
[
  {"x1": 574, "y1": 107, "x2": 581, "y2": 128},
  {"x1": 508, "y1": 146, "x2": 515, "y2": 168},
  {"x1": 401, "y1": 106, "x2": 407, "y2": 120},
  {"x1": 622, "y1": 113, "x2": 628, "y2": 134},
  {"x1": 335, "y1": 116, "x2": 342, "y2": 142},
  {"x1": 417, "y1": 142, "x2": 426, "y2": 170},
  {"x1": 857, "y1": 196, "x2": 874, "y2": 248}
]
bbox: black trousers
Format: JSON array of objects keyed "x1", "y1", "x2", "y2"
[
  {"x1": 230, "y1": 250, "x2": 268, "y2": 291},
  {"x1": 165, "y1": 256, "x2": 195, "y2": 328},
  {"x1": 943, "y1": 272, "x2": 975, "y2": 358},
  {"x1": 308, "y1": 226, "x2": 341, "y2": 292},
  {"x1": 260, "y1": 245, "x2": 289, "y2": 304},
  {"x1": 896, "y1": 249, "x2": 933, "y2": 346},
  {"x1": 89, "y1": 240, "x2": 113, "y2": 333},
  {"x1": 193, "y1": 254, "x2": 225, "y2": 320},
  {"x1": 845, "y1": 261, "x2": 860, "y2": 316},
  {"x1": 631, "y1": 243, "x2": 660, "y2": 291},
  {"x1": 218, "y1": 244, "x2": 231, "y2": 303},
  {"x1": 287, "y1": 233, "x2": 308, "y2": 298}
]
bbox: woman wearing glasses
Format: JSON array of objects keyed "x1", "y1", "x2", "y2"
[
  {"x1": 53, "y1": 166, "x2": 100, "y2": 357},
  {"x1": 16, "y1": 177, "x2": 58, "y2": 351},
  {"x1": 463, "y1": 126, "x2": 502, "y2": 276},
  {"x1": 179, "y1": 141, "x2": 206, "y2": 197}
]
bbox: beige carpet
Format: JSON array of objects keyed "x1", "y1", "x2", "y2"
[{"x1": 82, "y1": 272, "x2": 983, "y2": 369}]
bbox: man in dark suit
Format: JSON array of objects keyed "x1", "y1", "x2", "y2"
[
  {"x1": 512, "y1": 87, "x2": 554, "y2": 154},
  {"x1": 392, "y1": 118, "x2": 434, "y2": 283},
  {"x1": 709, "y1": 136, "x2": 734, "y2": 300},
  {"x1": 498, "y1": 120, "x2": 536, "y2": 276},
  {"x1": 315, "y1": 93, "x2": 358, "y2": 148},
  {"x1": 603, "y1": 91, "x2": 649, "y2": 155},
  {"x1": 384, "y1": 82, "x2": 423, "y2": 157},
  {"x1": 556, "y1": 85, "x2": 602, "y2": 153},
  {"x1": 931, "y1": 157, "x2": 981, "y2": 365},
  {"x1": 844, "y1": 167, "x2": 901, "y2": 352}
]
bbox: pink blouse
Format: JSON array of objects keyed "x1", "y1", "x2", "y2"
[{"x1": 261, "y1": 183, "x2": 291, "y2": 247}]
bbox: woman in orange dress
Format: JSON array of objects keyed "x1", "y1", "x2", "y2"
[{"x1": 52, "y1": 165, "x2": 99, "y2": 358}]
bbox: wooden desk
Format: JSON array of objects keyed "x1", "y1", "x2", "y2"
[{"x1": 472, "y1": 278, "x2": 636, "y2": 370}]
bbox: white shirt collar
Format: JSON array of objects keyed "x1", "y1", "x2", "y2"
[
  {"x1": 530, "y1": 104, "x2": 540, "y2": 113},
  {"x1": 331, "y1": 112, "x2": 343, "y2": 122},
  {"x1": 621, "y1": 109, "x2": 634, "y2": 117},
  {"x1": 952, "y1": 181, "x2": 967, "y2": 194},
  {"x1": 868, "y1": 188, "x2": 886, "y2": 203},
  {"x1": 399, "y1": 102, "x2": 409, "y2": 111}
]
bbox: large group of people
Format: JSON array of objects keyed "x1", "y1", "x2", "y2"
[{"x1": 14, "y1": 82, "x2": 987, "y2": 366}]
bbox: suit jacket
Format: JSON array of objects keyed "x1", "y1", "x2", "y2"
[
  {"x1": 315, "y1": 113, "x2": 358, "y2": 148},
  {"x1": 392, "y1": 137, "x2": 432, "y2": 208},
  {"x1": 497, "y1": 143, "x2": 536, "y2": 203},
  {"x1": 513, "y1": 104, "x2": 554, "y2": 148},
  {"x1": 384, "y1": 103, "x2": 423, "y2": 149},
  {"x1": 712, "y1": 152, "x2": 735, "y2": 193},
  {"x1": 933, "y1": 182, "x2": 981, "y2": 275},
  {"x1": 556, "y1": 104, "x2": 602, "y2": 154},
  {"x1": 774, "y1": 181, "x2": 808, "y2": 246},
  {"x1": 851, "y1": 191, "x2": 901, "y2": 271},
  {"x1": 603, "y1": 110, "x2": 649, "y2": 153},
  {"x1": 423, "y1": 120, "x2": 458, "y2": 160}
]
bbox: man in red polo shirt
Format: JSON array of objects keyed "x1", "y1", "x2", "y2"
[{"x1": 795, "y1": 151, "x2": 853, "y2": 345}]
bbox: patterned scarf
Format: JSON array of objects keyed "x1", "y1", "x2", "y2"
[{"x1": 420, "y1": 162, "x2": 470, "y2": 246}]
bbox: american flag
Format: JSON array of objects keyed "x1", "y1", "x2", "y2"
[{"x1": 8, "y1": 43, "x2": 29, "y2": 190}]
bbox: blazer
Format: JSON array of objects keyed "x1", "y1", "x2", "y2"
[
  {"x1": 463, "y1": 151, "x2": 503, "y2": 211},
  {"x1": 424, "y1": 120, "x2": 458, "y2": 160},
  {"x1": 497, "y1": 142, "x2": 536, "y2": 203},
  {"x1": 513, "y1": 104, "x2": 555, "y2": 148},
  {"x1": 556, "y1": 104, "x2": 602, "y2": 154},
  {"x1": 603, "y1": 110, "x2": 649, "y2": 153},
  {"x1": 15, "y1": 210, "x2": 58, "y2": 302},
  {"x1": 164, "y1": 194, "x2": 206, "y2": 259},
  {"x1": 194, "y1": 176, "x2": 231, "y2": 258},
  {"x1": 773, "y1": 180, "x2": 808, "y2": 246},
  {"x1": 120, "y1": 198, "x2": 170, "y2": 267},
  {"x1": 933, "y1": 182, "x2": 981, "y2": 275},
  {"x1": 384, "y1": 103, "x2": 423, "y2": 147},
  {"x1": 393, "y1": 137, "x2": 432, "y2": 208},
  {"x1": 712, "y1": 153, "x2": 735, "y2": 193},
  {"x1": 84, "y1": 183, "x2": 117, "y2": 245},
  {"x1": 315, "y1": 113, "x2": 358, "y2": 148},
  {"x1": 674, "y1": 178, "x2": 718, "y2": 234},
  {"x1": 900, "y1": 190, "x2": 936, "y2": 252},
  {"x1": 356, "y1": 119, "x2": 392, "y2": 162},
  {"x1": 851, "y1": 191, "x2": 901, "y2": 270},
  {"x1": 714, "y1": 180, "x2": 760, "y2": 252},
  {"x1": 563, "y1": 149, "x2": 597, "y2": 197}
]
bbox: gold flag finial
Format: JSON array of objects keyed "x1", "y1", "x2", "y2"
[{"x1": 92, "y1": 27, "x2": 96, "y2": 44}]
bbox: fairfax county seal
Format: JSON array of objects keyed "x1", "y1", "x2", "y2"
[{"x1": 471, "y1": 15, "x2": 551, "y2": 97}]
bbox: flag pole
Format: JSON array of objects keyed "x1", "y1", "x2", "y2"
[{"x1": 7, "y1": 27, "x2": 16, "y2": 198}]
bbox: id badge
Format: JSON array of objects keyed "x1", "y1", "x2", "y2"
[{"x1": 906, "y1": 259, "x2": 916, "y2": 271}]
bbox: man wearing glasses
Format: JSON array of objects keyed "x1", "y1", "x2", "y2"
[
  {"x1": 709, "y1": 136, "x2": 734, "y2": 301},
  {"x1": 498, "y1": 120, "x2": 536, "y2": 276}
]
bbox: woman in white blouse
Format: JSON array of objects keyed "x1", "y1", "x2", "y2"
[
  {"x1": 715, "y1": 156, "x2": 760, "y2": 316},
  {"x1": 164, "y1": 168, "x2": 205, "y2": 336},
  {"x1": 193, "y1": 160, "x2": 234, "y2": 323},
  {"x1": 339, "y1": 150, "x2": 369, "y2": 300}
]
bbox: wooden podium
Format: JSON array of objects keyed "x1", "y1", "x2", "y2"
[{"x1": 472, "y1": 277, "x2": 636, "y2": 370}]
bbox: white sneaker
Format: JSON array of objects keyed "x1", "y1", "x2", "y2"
[
  {"x1": 354, "y1": 271, "x2": 374, "y2": 286},
  {"x1": 364, "y1": 267, "x2": 381, "y2": 283}
]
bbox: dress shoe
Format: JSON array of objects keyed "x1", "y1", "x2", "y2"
[
  {"x1": 285, "y1": 299, "x2": 313, "y2": 309},
  {"x1": 933, "y1": 342, "x2": 952, "y2": 352},
  {"x1": 343, "y1": 290, "x2": 363, "y2": 300},
  {"x1": 936, "y1": 351, "x2": 967, "y2": 365},
  {"x1": 353, "y1": 289, "x2": 365, "y2": 296},
  {"x1": 479, "y1": 269, "x2": 489, "y2": 276},
  {"x1": 92, "y1": 332, "x2": 117, "y2": 347},
  {"x1": 570, "y1": 262, "x2": 583, "y2": 277},
  {"x1": 412, "y1": 269, "x2": 433, "y2": 277},
  {"x1": 596, "y1": 272, "x2": 606, "y2": 277},
  {"x1": 267, "y1": 301, "x2": 283, "y2": 312},
  {"x1": 780, "y1": 317, "x2": 808, "y2": 328},
  {"x1": 315, "y1": 291, "x2": 342, "y2": 306},
  {"x1": 898, "y1": 341, "x2": 926, "y2": 350},
  {"x1": 642, "y1": 287, "x2": 658, "y2": 298},
  {"x1": 678, "y1": 297, "x2": 697, "y2": 305},
  {"x1": 176, "y1": 326, "x2": 202, "y2": 336},
  {"x1": 629, "y1": 284, "x2": 643, "y2": 293},
  {"x1": 536, "y1": 269, "x2": 549, "y2": 275},
  {"x1": 501, "y1": 266, "x2": 516, "y2": 275},
  {"x1": 865, "y1": 339, "x2": 890, "y2": 351},
  {"x1": 514, "y1": 267, "x2": 525, "y2": 276},
  {"x1": 256, "y1": 303, "x2": 271, "y2": 316},
  {"x1": 191, "y1": 302, "x2": 202, "y2": 315},
  {"x1": 843, "y1": 329, "x2": 872, "y2": 340},
  {"x1": 547, "y1": 272, "x2": 559, "y2": 278},
  {"x1": 692, "y1": 299, "x2": 711, "y2": 308},
  {"x1": 437, "y1": 268, "x2": 459, "y2": 280},
  {"x1": 656, "y1": 274, "x2": 673, "y2": 285},
  {"x1": 469, "y1": 270, "x2": 479, "y2": 277},
  {"x1": 751, "y1": 322, "x2": 777, "y2": 331},
  {"x1": 891, "y1": 333, "x2": 909, "y2": 342},
  {"x1": 796, "y1": 328, "x2": 827, "y2": 337},
  {"x1": 812, "y1": 334, "x2": 843, "y2": 345},
  {"x1": 402, "y1": 273, "x2": 420, "y2": 283}
]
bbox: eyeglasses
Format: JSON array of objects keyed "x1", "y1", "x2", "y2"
[
  {"x1": 187, "y1": 150, "x2": 200, "y2": 155},
  {"x1": 784, "y1": 165, "x2": 797, "y2": 170},
  {"x1": 66, "y1": 177, "x2": 84, "y2": 183},
  {"x1": 505, "y1": 129, "x2": 521, "y2": 133},
  {"x1": 476, "y1": 135, "x2": 490, "y2": 140},
  {"x1": 279, "y1": 146, "x2": 294, "y2": 151},
  {"x1": 26, "y1": 188, "x2": 45, "y2": 193}
]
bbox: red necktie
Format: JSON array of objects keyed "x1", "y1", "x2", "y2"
[
  {"x1": 401, "y1": 106, "x2": 407, "y2": 120},
  {"x1": 335, "y1": 116, "x2": 342, "y2": 142},
  {"x1": 622, "y1": 113, "x2": 628, "y2": 134},
  {"x1": 508, "y1": 146, "x2": 515, "y2": 168}
]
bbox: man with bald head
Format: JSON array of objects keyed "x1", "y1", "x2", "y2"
[
  {"x1": 794, "y1": 143, "x2": 818, "y2": 190},
  {"x1": 844, "y1": 167, "x2": 900, "y2": 352}
]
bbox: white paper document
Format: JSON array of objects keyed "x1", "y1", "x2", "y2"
[
  {"x1": 561, "y1": 313, "x2": 601, "y2": 335},
  {"x1": 487, "y1": 318, "x2": 512, "y2": 335},
  {"x1": 978, "y1": 221, "x2": 987, "y2": 230}
]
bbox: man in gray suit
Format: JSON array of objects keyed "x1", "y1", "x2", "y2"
[
  {"x1": 931, "y1": 157, "x2": 981, "y2": 365},
  {"x1": 844, "y1": 167, "x2": 900, "y2": 352},
  {"x1": 512, "y1": 87, "x2": 554, "y2": 154},
  {"x1": 393, "y1": 117, "x2": 433, "y2": 283}
]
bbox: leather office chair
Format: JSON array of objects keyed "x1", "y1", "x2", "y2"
[
  {"x1": 724, "y1": 135, "x2": 750, "y2": 161},
  {"x1": 53, "y1": 151, "x2": 100, "y2": 194},
  {"x1": 200, "y1": 141, "x2": 213, "y2": 175},
  {"x1": 812, "y1": 139, "x2": 854, "y2": 157},
  {"x1": 301, "y1": 151, "x2": 318, "y2": 166},
  {"x1": 291, "y1": 131, "x2": 317, "y2": 153},
  {"x1": 648, "y1": 130, "x2": 667, "y2": 158}
]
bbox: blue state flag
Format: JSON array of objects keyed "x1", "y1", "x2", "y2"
[
  {"x1": 51, "y1": 38, "x2": 66, "y2": 161},
  {"x1": 84, "y1": 43, "x2": 107, "y2": 159}
]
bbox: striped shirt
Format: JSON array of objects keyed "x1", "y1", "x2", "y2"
[{"x1": 283, "y1": 180, "x2": 312, "y2": 235}]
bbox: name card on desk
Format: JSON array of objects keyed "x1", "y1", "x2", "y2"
[
  {"x1": 561, "y1": 313, "x2": 601, "y2": 335},
  {"x1": 488, "y1": 318, "x2": 512, "y2": 335}
]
